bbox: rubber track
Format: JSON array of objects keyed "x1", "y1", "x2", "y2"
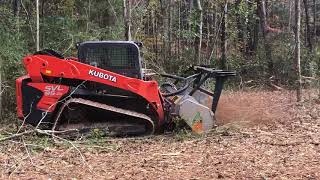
[{"x1": 52, "y1": 98, "x2": 155, "y2": 135}]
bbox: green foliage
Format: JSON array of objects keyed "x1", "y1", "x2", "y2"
[
  {"x1": 0, "y1": 10, "x2": 27, "y2": 77},
  {"x1": 0, "y1": 0, "x2": 320, "y2": 121},
  {"x1": 0, "y1": 7, "x2": 28, "y2": 115},
  {"x1": 90, "y1": 128, "x2": 107, "y2": 139}
]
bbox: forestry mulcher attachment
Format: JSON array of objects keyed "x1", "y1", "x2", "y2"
[{"x1": 16, "y1": 41, "x2": 235, "y2": 136}]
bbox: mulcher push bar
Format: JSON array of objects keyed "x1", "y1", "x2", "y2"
[{"x1": 160, "y1": 65, "x2": 236, "y2": 113}]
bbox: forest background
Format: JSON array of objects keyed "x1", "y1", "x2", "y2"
[{"x1": 0, "y1": 0, "x2": 319, "y2": 120}]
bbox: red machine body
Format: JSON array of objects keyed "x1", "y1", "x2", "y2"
[{"x1": 16, "y1": 42, "x2": 165, "y2": 135}]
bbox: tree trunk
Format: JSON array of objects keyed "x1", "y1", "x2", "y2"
[
  {"x1": 303, "y1": 0, "x2": 313, "y2": 51},
  {"x1": 207, "y1": 3, "x2": 217, "y2": 63},
  {"x1": 295, "y1": 0, "x2": 302, "y2": 102},
  {"x1": 162, "y1": 0, "x2": 168, "y2": 60},
  {"x1": 41, "y1": 0, "x2": 46, "y2": 48},
  {"x1": 188, "y1": 0, "x2": 193, "y2": 30},
  {"x1": 168, "y1": 0, "x2": 173, "y2": 57},
  {"x1": 288, "y1": 0, "x2": 292, "y2": 31},
  {"x1": 220, "y1": 1, "x2": 227, "y2": 69},
  {"x1": 194, "y1": 0, "x2": 203, "y2": 64},
  {"x1": 246, "y1": 1, "x2": 258, "y2": 55},
  {"x1": 123, "y1": 0, "x2": 131, "y2": 41},
  {"x1": 0, "y1": 59, "x2": 2, "y2": 119},
  {"x1": 235, "y1": 0, "x2": 244, "y2": 45},
  {"x1": 313, "y1": 0, "x2": 316, "y2": 38},
  {"x1": 162, "y1": 0, "x2": 173, "y2": 59},
  {"x1": 214, "y1": 4, "x2": 218, "y2": 61},
  {"x1": 155, "y1": 14, "x2": 158, "y2": 61},
  {"x1": 188, "y1": 0, "x2": 193, "y2": 46},
  {"x1": 257, "y1": 0, "x2": 273, "y2": 76},
  {"x1": 13, "y1": 0, "x2": 21, "y2": 37},
  {"x1": 41, "y1": 0, "x2": 45, "y2": 17},
  {"x1": 206, "y1": 1, "x2": 214, "y2": 62},
  {"x1": 12, "y1": 0, "x2": 21, "y2": 16},
  {"x1": 86, "y1": 0, "x2": 91, "y2": 33},
  {"x1": 36, "y1": 0, "x2": 40, "y2": 51},
  {"x1": 265, "y1": 0, "x2": 269, "y2": 17},
  {"x1": 178, "y1": 0, "x2": 181, "y2": 60}
]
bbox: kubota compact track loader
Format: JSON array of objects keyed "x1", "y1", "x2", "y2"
[{"x1": 16, "y1": 41, "x2": 235, "y2": 136}]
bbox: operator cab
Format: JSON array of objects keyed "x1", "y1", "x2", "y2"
[{"x1": 77, "y1": 41, "x2": 143, "y2": 79}]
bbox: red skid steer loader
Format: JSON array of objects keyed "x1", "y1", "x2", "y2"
[{"x1": 16, "y1": 41, "x2": 235, "y2": 136}]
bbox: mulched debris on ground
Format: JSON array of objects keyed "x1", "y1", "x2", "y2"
[{"x1": 1, "y1": 90, "x2": 320, "y2": 179}]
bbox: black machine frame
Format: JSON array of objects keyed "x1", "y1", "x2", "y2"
[{"x1": 160, "y1": 65, "x2": 236, "y2": 113}]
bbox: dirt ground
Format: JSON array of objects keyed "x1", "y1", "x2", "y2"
[{"x1": 1, "y1": 90, "x2": 320, "y2": 179}]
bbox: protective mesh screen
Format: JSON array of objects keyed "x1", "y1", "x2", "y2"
[
  {"x1": 82, "y1": 46, "x2": 136, "y2": 69},
  {"x1": 78, "y1": 42, "x2": 141, "y2": 78}
]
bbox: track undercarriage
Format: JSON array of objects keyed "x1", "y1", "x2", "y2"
[{"x1": 53, "y1": 98, "x2": 154, "y2": 137}]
